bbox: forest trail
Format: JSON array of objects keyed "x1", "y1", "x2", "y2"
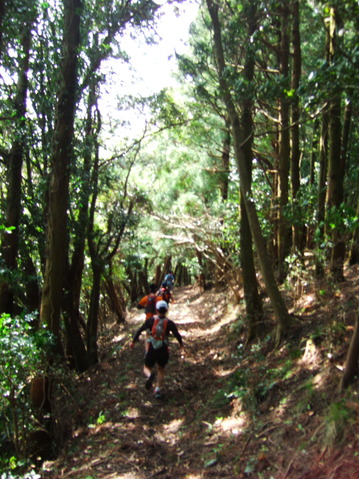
[
  {"x1": 45, "y1": 269, "x2": 359, "y2": 479},
  {"x1": 47, "y1": 285, "x2": 244, "y2": 479}
]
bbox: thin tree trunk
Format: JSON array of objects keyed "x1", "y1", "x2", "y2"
[
  {"x1": 196, "y1": 248, "x2": 206, "y2": 291},
  {"x1": 206, "y1": 0, "x2": 290, "y2": 344},
  {"x1": 22, "y1": 251, "x2": 41, "y2": 315},
  {"x1": 307, "y1": 119, "x2": 319, "y2": 248},
  {"x1": 104, "y1": 276, "x2": 127, "y2": 323},
  {"x1": 316, "y1": 16, "x2": 331, "y2": 276},
  {"x1": 158, "y1": 257, "x2": 172, "y2": 286},
  {"x1": 316, "y1": 110, "x2": 329, "y2": 277},
  {"x1": 339, "y1": 314, "x2": 359, "y2": 391},
  {"x1": 220, "y1": 123, "x2": 231, "y2": 201},
  {"x1": 241, "y1": 197, "x2": 263, "y2": 341},
  {"x1": 290, "y1": 0, "x2": 303, "y2": 252},
  {"x1": 326, "y1": 7, "x2": 345, "y2": 281},
  {"x1": 240, "y1": 0, "x2": 263, "y2": 341},
  {"x1": 277, "y1": 0, "x2": 291, "y2": 279},
  {"x1": 349, "y1": 198, "x2": 359, "y2": 265},
  {"x1": 63, "y1": 81, "x2": 99, "y2": 372},
  {"x1": 86, "y1": 261, "x2": 102, "y2": 365}
]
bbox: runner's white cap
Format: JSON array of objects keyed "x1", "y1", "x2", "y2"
[{"x1": 156, "y1": 300, "x2": 168, "y2": 311}]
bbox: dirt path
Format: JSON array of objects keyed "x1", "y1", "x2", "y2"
[
  {"x1": 46, "y1": 286, "x2": 242, "y2": 479},
  {"x1": 44, "y1": 269, "x2": 359, "y2": 479}
]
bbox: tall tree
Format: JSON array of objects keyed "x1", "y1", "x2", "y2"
[
  {"x1": 0, "y1": 7, "x2": 35, "y2": 314},
  {"x1": 86, "y1": 144, "x2": 136, "y2": 365},
  {"x1": 238, "y1": 0, "x2": 263, "y2": 340},
  {"x1": 326, "y1": 5, "x2": 345, "y2": 281},
  {"x1": 176, "y1": 11, "x2": 263, "y2": 337},
  {"x1": 40, "y1": 0, "x2": 82, "y2": 344},
  {"x1": 277, "y1": 0, "x2": 291, "y2": 278},
  {"x1": 206, "y1": 0, "x2": 290, "y2": 344},
  {"x1": 290, "y1": 0, "x2": 303, "y2": 252}
]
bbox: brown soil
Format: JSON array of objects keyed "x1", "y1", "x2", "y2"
[{"x1": 44, "y1": 265, "x2": 359, "y2": 479}]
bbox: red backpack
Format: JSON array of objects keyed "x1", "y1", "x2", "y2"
[
  {"x1": 159, "y1": 288, "x2": 171, "y2": 304},
  {"x1": 150, "y1": 316, "x2": 168, "y2": 349}
]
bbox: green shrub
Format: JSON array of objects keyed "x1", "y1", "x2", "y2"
[{"x1": 0, "y1": 313, "x2": 54, "y2": 468}]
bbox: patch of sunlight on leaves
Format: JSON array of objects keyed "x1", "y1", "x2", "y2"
[
  {"x1": 112, "y1": 332, "x2": 127, "y2": 343},
  {"x1": 162, "y1": 418, "x2": 184, "y2": 434},
  {"x1": 96, "y1": 411, "x2": 106, "y2": 425},
  {"x1": 214, "y1": 415, "x2": 246, "y2": 436},
  {"x1": 88, "y1": 411, "x2": 107, "y2": 428},
  {"x1": 121, "y1": 407, "x2": 140, "y2": 419},
  {"x1": 299, "y1": 338, "x2": 321, "y2": 369},
  {"x1": 2, "y1": 458, "x2": 42, "y2": 478}
]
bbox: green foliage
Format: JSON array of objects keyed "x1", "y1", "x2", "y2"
[
  {"x1": 324, "y1": 399, "x2": 355, "y2": 447},
  {"x1": 0, "y1": 314, "x2": 54, "y2": 459},
  {"x1": 153, "y1": 90, "x2": 186, "y2": 126}
]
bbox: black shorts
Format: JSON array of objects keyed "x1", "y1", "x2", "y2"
[{"x1": 145, "y1": 344, "x2": 169, "y2": 368}]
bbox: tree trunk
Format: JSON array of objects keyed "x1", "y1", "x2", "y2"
[
  {"x1": 0, "y1": 20, "x2": 32, "y2": 314},
  {"x1": 241, "y1": 196, "x2": 263, "y2": 341},
  {"x1": 155, "y1": 257, "x2": 172, "y2": 287},
  {"x1": 326, "y1": 7, "x2": 345, "y2": 281},
  {"x1": 86, "y1": 261, "x2": 102, "y2": 366},
  {"x1": 349, "y1": 198, "x2": 359, "y2": 265},
  {"x1": 104, "y1": 276, "x2": 127, "y2": 323},
  {"x1": 220, "y1": 123, "x2": 231, "y2": 201},
  {"x1": 290, "y1": 0, "x2": 304, "y2": 252},
  {"x1": 206, "y1": 0, "x2": 290, "y2": 344},
  {"x1": 23, "y1": 250, "x2": 41, "y2": 315},
  {"x1": 195, "y1": 248, "x2": 207, "y2": 291},
  {"x1": 277, "y1": 0, "x2": 291, "y2": 279},
  {"x1": 307, "y1": 119, "x2": 319, "y2": 249},
  {"x1": 63, "y1": 293, "x2": 90, "y2": 372},
  {"x1": 64, "y1": 81, "x2": 99, "y2": 372},
  {"x1": 315, "y1": 109, "x2": 329, "y2": 277},
  {"x1": 40, "y1": 0, "x2": 82, "y2": 341},
  {"x1": 240, "y1": 0, "x2": 263, "y2": 341},
  {"x1": 339, "y1": 315, "x2": 359, "y2": 391}
]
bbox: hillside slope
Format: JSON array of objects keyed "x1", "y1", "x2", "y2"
[{"x1": 45, "y1": 265, "x2": 359, "y2": 478}]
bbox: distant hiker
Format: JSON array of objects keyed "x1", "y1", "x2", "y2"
[
  {"x1": 157, "y1": 282, "x2": 173, "y2": 305},
  {"x1": 164, "y1": 271, "x2": 175, "y2": 291},
  {"x1": 130, "y1": 300, "x2": 184, "y2": 399},
  {"x1": 137, "y1": 284, "x2": 162, "y2": 352},
  {"x1": 137, "y1": 284, "x2": 161, "y2": 320}
]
